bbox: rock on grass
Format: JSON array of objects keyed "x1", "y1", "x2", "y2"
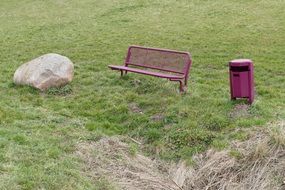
[{"x1": 13, "y1": 53, "x2": 74, "y2": 91}]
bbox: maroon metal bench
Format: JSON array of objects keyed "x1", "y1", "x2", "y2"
[{"x1": 108, "y1": 45, "x2": 192, "y2": 92}]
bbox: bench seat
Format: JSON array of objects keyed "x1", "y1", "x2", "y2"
[{"x1": 108, "y1": 65, "x2": 185, "y2": 80}]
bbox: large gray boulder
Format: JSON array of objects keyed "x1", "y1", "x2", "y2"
[{"x1": 13, "y1": 53, "x2": 74, "y2": 91}]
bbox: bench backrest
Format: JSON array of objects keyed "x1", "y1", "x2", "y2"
[{"x1": 125, "y1": 46, "x2": 192, "y2": 77}]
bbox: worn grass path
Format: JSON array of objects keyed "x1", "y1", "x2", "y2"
[{"x1": 0, "y1": 0, "x2": 284, "y2": 189}]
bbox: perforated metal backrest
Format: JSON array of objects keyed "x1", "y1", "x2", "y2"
[{"x1": 125, "y1": 46, "x2": 191, "y2": 75}]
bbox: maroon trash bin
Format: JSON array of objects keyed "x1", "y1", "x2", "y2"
[{"x1": 229, "y1": 59, "x2": 254, "y2": 104}]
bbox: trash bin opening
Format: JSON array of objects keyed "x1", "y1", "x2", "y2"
[{"x1": 230, "y1": 66, "x2": 249, "y2": 72}]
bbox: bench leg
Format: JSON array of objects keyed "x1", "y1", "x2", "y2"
[
  {"x1": 119, "y1": 70, "x2": 128, "y2": 76},
  {"x1": 179, "y1": 80, "x2": 185, "y2": 93},
  {"x1": 170, "y1": 79, "x2": 186, "y2": 93}
]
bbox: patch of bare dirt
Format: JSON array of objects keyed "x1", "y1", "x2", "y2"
[
  {"x1": 229, "y1": 104, "x2": 250, "y2": 118},
  {"x1": 128, "y1": 103, "x2": 143, "y2": 114},
  {"x1": 150, "y1": 114, "x2": 164, "y2": 122}
]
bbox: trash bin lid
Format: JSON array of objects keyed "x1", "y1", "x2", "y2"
[{"x1": 229, "y1": 59, "x2": 253, "y2": 66}]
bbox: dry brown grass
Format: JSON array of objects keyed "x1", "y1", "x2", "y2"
[
  {"x1": 75, "y1": 136, "x2": 181, "y2": 190},
  {"x1": 75, "y1": 121, "x2": 285, "y2": 190},
  {"x1": 183, "y1": 121, "x2": 285, "y2": 190}
]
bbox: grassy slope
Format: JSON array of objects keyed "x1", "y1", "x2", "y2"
[{"x1": 0, "y1": 0, "x2": 284, "y2": 189}]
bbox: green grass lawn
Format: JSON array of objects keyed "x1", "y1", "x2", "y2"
[{"x1": 0, "y1": 0, "x2": 284, "y2": 189}]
